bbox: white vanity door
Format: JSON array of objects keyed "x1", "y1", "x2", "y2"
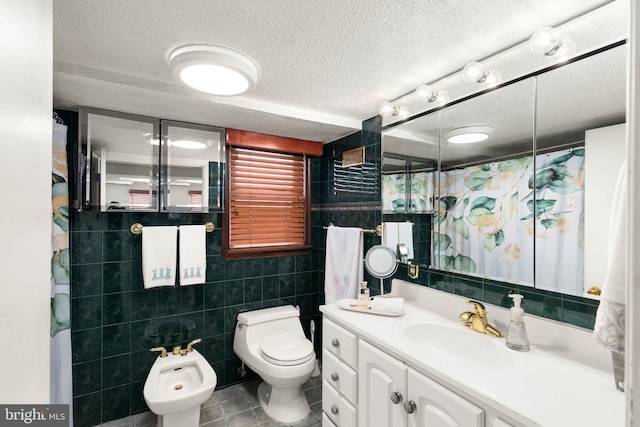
[
  {"x1": 358, "y1": 340, "x2": 406, "y2": 427},
  {"x1": 407, "y1": 367, "x2": 484, "y2": 427}
]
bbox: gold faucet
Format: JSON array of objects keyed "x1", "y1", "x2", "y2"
[{"x1": 459, "y1": 300, "x2": 503, "y2": 337}]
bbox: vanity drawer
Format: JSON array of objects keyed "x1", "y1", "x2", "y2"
[
  {"x1": 322, "y1": 412, "x2": 338, "y2": 427},
  {"x1": 323, "y1": 319, "x2": 357, "y2": 368},
  {"x1": 323, "y1": 349, "x2": 357, "y2": 405},
  {"x1": 323, "y1": 379, "x2": 357, "y2": 427}
]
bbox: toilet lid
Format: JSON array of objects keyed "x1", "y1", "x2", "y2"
[{"x1": 260, "y1": 332, "x2": 314, "y2": 366}]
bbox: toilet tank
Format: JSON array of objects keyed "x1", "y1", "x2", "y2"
[{"x1": 237, "y1": 305, "x2": 299, "y2": 326}]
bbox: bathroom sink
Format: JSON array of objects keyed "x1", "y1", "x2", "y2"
[{"x1": 399, "y1": 322, "x2": 515, "y2": 369}]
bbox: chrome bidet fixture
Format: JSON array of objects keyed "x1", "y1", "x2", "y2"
[{"x1": 459, "y1": 300, "x2": 503, "y2": 337}]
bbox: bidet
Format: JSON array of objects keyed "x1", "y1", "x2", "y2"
[{"x1": 143, "y1": 342, "x2": 216, "y2": 427}]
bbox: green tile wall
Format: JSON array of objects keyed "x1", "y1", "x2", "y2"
[
  {"x1": 70, "y1": 211, "x2": 323, "y2": 426},
  {"x1": 67, "y1": 110, "x2": 601, "y2": 427}
]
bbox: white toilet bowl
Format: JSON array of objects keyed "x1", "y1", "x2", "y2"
[
  {"x1": 143, "y1": 348, "x2": 216, "y2": 427},
  {"x1": 233, "y1": 305, "x2": 315, "y2": 424}
]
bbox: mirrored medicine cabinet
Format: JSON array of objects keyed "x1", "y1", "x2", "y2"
[
  {"x1": 382, "y1": 42, "x2": 626, "y2": 297},
  {"x1": 78, "y1": 108, "x2": 225, "y2": 213}
]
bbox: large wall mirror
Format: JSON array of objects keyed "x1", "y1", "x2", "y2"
[
  {"x1": 381, "y1": 42, "x2": 626, "y2": 297},
  {"x1": 79, "y1": 108, "x2": 225, "y2": 212}
]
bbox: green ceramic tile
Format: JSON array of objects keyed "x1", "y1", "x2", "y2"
[
  {"x1": 103, "y1": 261, "x2": 130, "y2": 294},
  {"x1": 157, "y1": 315, "x2": 182, "y2": 347},
  {"x1": 73, "y1": 392, "x2": 102, "y2": 427},
  {"x1": 103, "y1": 293, "x2": 131, "y2": 325},
  {"x1": 204, "y1": 308, "x2": 225, "y2": 337},
  {"x1": 295, "y1": 272, "x2": 312, "y2": 295},
  {"x1": 225, "y1": 260, "x2": 245, "y2": 280},
  {"x1": 181, "y1": 311, "x2": 204, "y2": 342},
  {"x1": 245, "y1": 259, "x2": 263, "y2": 278},
  {"x1": 225, "y1": 280, "x2": 244, "y2": 306},
  {"x1": 181, "y1": 284, "x2": 204, "y2": 313},
  {"x1": 71, "y1": 231, "x2": 103, "y2": 264},
  {"x1": 102, "y1": 323, "x2": 131, "y2": 357},
  {"x1": 519, "y1": 288, "x2": 562, "y2": 322},
  {"x1": 207, "y1": 255, "x2": 225, "y2": 282},
  {"x1": 204, "y1": 282, "x2": 226, "y2": 309},
  {"x1": 130, "y1": 381, "x2": 148, "y2": 414},
  {"x1": 101, "y1": 384, "x2": 131, "y2": 423},
  {"x1": 563, "y1": 296, "x2": 598, "y2": 329},
  {"x1": 156, "y1": 287, "x2": 181, "y2": 317},
  {"x1": 262, "y1": 276, "x2": 280, "y2": 300},
  {"x1": 130, "y1": 319, "x2": 158, "y2": 352},
  {"x1": 203, "y1": 335, "x2": 225, "y2": 364},
  {"x1": 103, "y1": 212, "x2": 132, "y2": 231},
  {"x1": 72, "y1": 360, "x2": 102, "y2": 396},
  {"x1": 102, "y1": 354, "x2": 131, "y2": 388},
  {"x1": 72, "y1": 296, "x2": 102, "y2": 330},
  {"x1": 279, "y1": 274, "x2": 296, "y2": 297},
  {"x1": 130, "y1": 289, "x2": 157, "y2": 321},
  {"x1": 244, "y1": 278, "x2": 263, "y2": 303},
  {"x1": 72, "y1": 328, "x2": 102, "y2": 363},
  {"x1": 71, "y1": 263, "x2": 102, "y2": 297},
  {"x1": 130, "y1": 350, "x2": 156, "y2": 383}
]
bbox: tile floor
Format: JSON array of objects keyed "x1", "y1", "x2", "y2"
[{"x1": 100, "y1": 375, "x2": 323, "y2": 427}]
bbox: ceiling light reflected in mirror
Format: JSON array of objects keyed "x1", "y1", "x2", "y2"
[{"x1": 444, "y1": 126, "x2": 494, "y2": 144}]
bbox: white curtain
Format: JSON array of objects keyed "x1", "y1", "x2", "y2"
[{"x1": 51, "y1": 119, "x2": 72, "y2": 417}]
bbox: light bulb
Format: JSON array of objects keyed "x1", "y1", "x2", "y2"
[
  {"x1": 415, "y1": 84, "x2": 437, "y2": 102},
  {"x1": 397, "y1": 105, "x2": 411, "y2": 117},
  {"x1": 485, "y1": 69, "x2": 502, "y2": 87},
  {"x1": 463, "y1": 62, "x2": 488, "y2": 83},
  {"x1": 379, "y1": 101, "x2": 397, "y2": 117},
  {"x1": 530, "y1": 27, "x2": 562, "y2": 56}
]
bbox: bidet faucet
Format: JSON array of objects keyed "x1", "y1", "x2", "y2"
[
  {"x1": 186, "y1": 338, "x2": 202, "y2": 353},
  {"x1": 459, "y1": 300, "x2": 503, "y2": 337},
  {"x1": 150, "y1": 347, "x2": 168, "y2": 358}
]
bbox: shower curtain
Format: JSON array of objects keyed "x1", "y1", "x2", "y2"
[
  {"x1": 51, "y1": 118, "x2": 72, "y2": 417},
  {"x1": 434, "y1": 147, "x2": 585, "y2": 294}
]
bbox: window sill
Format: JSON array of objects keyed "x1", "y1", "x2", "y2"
[{"x1": 222, "y1": 245, "x2": 313, "y2": 260}]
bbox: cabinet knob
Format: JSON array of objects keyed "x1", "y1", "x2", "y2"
[
  {"x1": 403, "y1": 400, "x2": 416, "y2": 415},
  {"x1": 390, "y1": 391, "x2": 403, "y2": 405},
  {"x1": 331, "y1": 372, "x2": 339, "y2": 381},
  {"x1": 331, "y1": 338, "x2": 340, "y2": 347},
  {"x1": 331, "y1": 405, "x2": 339, "y2": 415}
]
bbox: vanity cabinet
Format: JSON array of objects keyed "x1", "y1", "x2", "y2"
[
  {"x1": 322, "y1": 316, "x2": 522, "y2": 427},
  {"x1": 322, "y1": 319, "x2": 358, "y2": 427},
  {"x1": 359, "y1": 340, "x2": 483, "y2": 427}
]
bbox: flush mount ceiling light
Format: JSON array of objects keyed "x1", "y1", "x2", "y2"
[
  {"x1": 462, "y1": 62, "x2": 502, "y2": 86},
  {"x1": 530, "y1": 27, "x2": 576, "y2": 58},
  {"x1": 169, "y1": 139, "x2": 208, "y2": 150},
  {"x1": 169, "y1": 45, "x2": 258, "y2": 96},
  {"x1": 444, "y1": 126, "x2": 494, "y2": 144}
]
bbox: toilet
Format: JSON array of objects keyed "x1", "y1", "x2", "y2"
[{"x1": 233, "y1": 305, "x2": 315, "y2": 424}]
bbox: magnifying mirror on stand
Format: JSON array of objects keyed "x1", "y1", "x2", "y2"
[{"x1": 364, "y1": 245, "x2": 398, "y2": 296}]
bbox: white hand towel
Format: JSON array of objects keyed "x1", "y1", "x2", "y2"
[
  {"x1": 370, "y1": 297, "x2": 405, "y2": 314},
  {"x1": 383, "y1": 222, "x2": 399, "y2": 255},
  {"x1": 398, "y1": 222, "x2": 414, "y2": 260},
  {"x1": 142, "y1": 226, "x2": 178, "y2": 289},
  {"x1": 179, "y1": 225, "x2": 207, "y2": 286},
  {"x1": 324, "y1": 226, "x2": 363, "y2": 304},
  {"x1": 593, "y1": 162, "x2": 627, "y2": 353}
]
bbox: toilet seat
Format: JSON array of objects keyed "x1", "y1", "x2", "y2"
[{"x1": 260, "y1": 332, "x2": 314, "y2": 366}]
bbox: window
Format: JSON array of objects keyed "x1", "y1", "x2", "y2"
[
  {"x1": 223, "y1": 129, "x2": 322, "y2": 259},
  {"x1": 129, "y1": 190, "x2": 157, "y2": 210}
]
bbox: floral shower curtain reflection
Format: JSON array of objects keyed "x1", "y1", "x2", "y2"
[
  {"x1": 51, "y1": 116, "x2": 72, "y2": 414},
  {"x1": 432, "y1": 147, "x2": 585, "y2": 295}
]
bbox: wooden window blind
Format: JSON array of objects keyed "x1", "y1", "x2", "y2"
[{"x1": 227, "y1": 147, "x2": 308, "y2": 253}]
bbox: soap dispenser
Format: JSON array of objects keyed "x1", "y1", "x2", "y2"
[
  {"x1": 506, "y1": 294, "x2": 530, "y2": 352},
  {"x1": 358, "y1": 281, "x2": 370, "y2": 309}
]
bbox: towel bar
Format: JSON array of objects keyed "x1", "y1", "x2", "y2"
[
  {"x1": 323, "y1": 223, "x2": 382, "y2": 237},
  {"x1": 130, "y1": 221, "x2": 215, "y2": 235}
]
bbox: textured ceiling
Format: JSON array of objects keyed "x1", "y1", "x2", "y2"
[{"x1": 53, "y1": 0, "x2": 618, "y2": 142}]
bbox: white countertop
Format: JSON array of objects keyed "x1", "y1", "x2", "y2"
[{"x1": 320, "y1": 280, "x2": 625, "y2": 427}]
